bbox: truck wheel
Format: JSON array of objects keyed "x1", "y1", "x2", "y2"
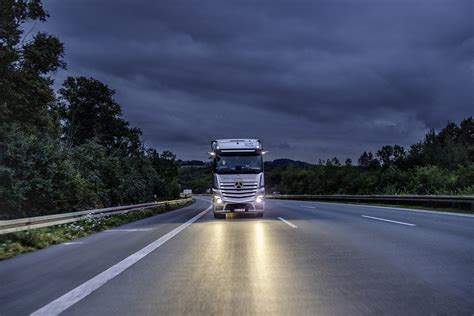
[
  {"x1": 256, "y1": 212, "x2": 264, "y2": 218},
  {"x1": 214, "y1": 213, "x2": 225, "y2": 219}
]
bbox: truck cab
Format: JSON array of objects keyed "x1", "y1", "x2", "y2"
[{"x1": 210, "y1": 139, "x2": 265, "y2": 218}]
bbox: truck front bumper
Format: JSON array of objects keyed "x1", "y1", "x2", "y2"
[{"x1": 213, "y1": 200, "x2": 265, "y2": 213}]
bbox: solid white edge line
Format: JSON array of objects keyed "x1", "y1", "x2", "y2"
[
  {"x1": 362, "y1": 215, "x2": 416, "y2": 226},
  {"x1": 300, "y1": 205, "x2": 315, "y2": 209},
  {"x1": 278, "y1": 217, "x2": 298, "y2": 228},
  {"x1": 274, "y1": 199, "x2": 474, "y2": 218},
  {"x1": 31, "y1": 205, "x2": 211, "y2": 316},
  {"x1": 289, "y1": 200, "x2": 474, "y2": 218}
]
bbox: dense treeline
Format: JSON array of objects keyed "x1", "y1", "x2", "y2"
[
  {"x1": 179, "y1": 164, "x2": 212, "y2": 194},
  {"x1": 0, "y1": 1, "x2": 179, "y2": 219},
  {"x1": 266, "y1": 118, "x2": 473, "y2": 195},
  {"x1": 180, "y1": 118, "x2": 473, "y2": 195}
]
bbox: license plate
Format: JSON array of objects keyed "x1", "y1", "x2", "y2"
[{"x1": 234, "y1": 208, "x2": 245, "y2": 212}]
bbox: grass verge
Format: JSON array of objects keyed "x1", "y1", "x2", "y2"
[{"x1": 0, "y1": 199, "x2": 194, "y2": 261}]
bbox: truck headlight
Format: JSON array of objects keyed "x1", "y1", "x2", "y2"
[
  {"x1": 256, "y1": 195, "x2": 264, "y2": 203},
  {"x1": 214, "y1": 195, "x2": 223, "y2": 204}
]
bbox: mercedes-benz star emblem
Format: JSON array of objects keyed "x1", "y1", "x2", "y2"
[{"x1": 234, "y1": 181, "x2": 243, "y2": 189}]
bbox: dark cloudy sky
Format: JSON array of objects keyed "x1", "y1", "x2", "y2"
[{"x1": 39, "y1": 0, "x2": 473, "y2": 162}]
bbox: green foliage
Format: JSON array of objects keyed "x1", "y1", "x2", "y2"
[
  {"x1": 0, "y1": 1, "x2": 64, "y2": 136},
  {"x1": 21, "y1": 32, "x2": 66, "y2": 74},
  {"x1": 0, "y1": 128, "x2": 84, "y2": 218},
  {"x1": 0, "y1": 1, "x2": 48, "y2": 52},
  {"x1": 266, "y1": 118, "x2": 473, "y2": 195},
  {"x1": 409, "y1": 119, "x2": 473, "y2": 169},
  {"x1": 406, "y1": 166, "x2": 456, "y2": 195},
  {"x1": 179, "y1": 164, "x2": 212, "y2": 194},
  {"x1": 0, "y1": 1, "x2": 181, "y2": 219},
  {"x1": 0, "y1": 90, "x2": 182, "y2": 219},
  {"x1": 180, "y1": 117, "x2": 473, "y2": 196},
  {"x1": 376, "y1": 145, "x2": 406, "y2": 168},
  {"x1": 58, "y1": 77, "x2": 141, "y2": 152},
  {"x1": 358, "y1": 151, "x2": 380, "y2": 170}
]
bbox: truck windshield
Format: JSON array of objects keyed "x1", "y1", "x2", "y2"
[{"x1": 215, "y1": 154, "x2": 263, "y2": 174}]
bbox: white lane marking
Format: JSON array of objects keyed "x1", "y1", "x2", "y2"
[
  {"x1": 362, "y1": 215, "x2": 416, "y2": 227},
  {"x1": 289, "y1": 200, "x2": 474, "y2": 218},
  {"x1": 301, "y1": 205, "x2": 315, "y2": 209},
  {"x1": 107, "y1": 229, "x2": 152, "y2": 232},
  {"x1": 31, "y1": 206, "x2": 211, "y2": 316},
  {"x1": 278, "y1": 217, "x2": 298, "y2": 228},
  {"x1": 62, "y1": 242, "x2": 83, "y2": 246}
]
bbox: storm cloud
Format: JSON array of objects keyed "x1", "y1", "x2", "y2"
[{"x1": 39, "y1": 0, "x2": 473, "y2": 161}]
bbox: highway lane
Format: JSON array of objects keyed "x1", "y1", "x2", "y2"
[
  {"x1": 0, "y1": 199, "x2": 211, "y2": 315},
  {"x1": 1, "y1": 197, "x2": 473, "y2": 315}
]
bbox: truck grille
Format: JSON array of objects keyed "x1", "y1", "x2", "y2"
[{"x1": 220, "y1": 181, "x2": 258, "y2": 199}]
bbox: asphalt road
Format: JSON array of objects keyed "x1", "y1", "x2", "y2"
[{"x1": 1, "y1": 197, "x2": 473, "y2": 315}]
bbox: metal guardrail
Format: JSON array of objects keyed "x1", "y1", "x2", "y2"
[
  {"x1": 266, "y1": 194, "x2": 474, "y2": 211},
  {"x1": 0, "y1": 198, "x2": 192, "y2": 235}
]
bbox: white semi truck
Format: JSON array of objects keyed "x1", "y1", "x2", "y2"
[{"x1": 210, "y1": 139, "x2": 265, "y2": 218}]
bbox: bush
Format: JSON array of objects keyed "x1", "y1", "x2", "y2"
[
  {"x1": 0, "y1": 129, "x2": 85, "y2": 218},
  {"x1": 408, "y1": 166, "x2": 456, "y2": 195}
]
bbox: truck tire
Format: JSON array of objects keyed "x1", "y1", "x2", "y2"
[
  {"x1": 256, "y1": 212, "x2": 264, "y2": 218},
  {"x1": 214, "y1": 213, "x2": 225, "y2": 219}
]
